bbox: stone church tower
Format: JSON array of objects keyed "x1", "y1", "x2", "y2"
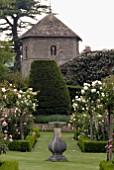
[{"x1": 21, "y1": 13, "x2": 82, "y2": 77}]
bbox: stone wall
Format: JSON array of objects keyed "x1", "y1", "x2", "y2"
[{"x1": 21, "y1": 37, "x2": 79, "y2": 77}]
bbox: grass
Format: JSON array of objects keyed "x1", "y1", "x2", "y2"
[{"x1": 0, "y1": 131, "x2": 106, "y2": 170}]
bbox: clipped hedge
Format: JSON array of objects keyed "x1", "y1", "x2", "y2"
[
  {"x1": 0, "y1": 160, "x2": 18, "y2": 170},
  {"x1": 99, "y1": 160, "x2": 114, "y2": 170},
  {"x1": 34, "y1": 114, "x2": 70, "y2": 124},
  {"x1": 8, "y1": 128, "x2": 40, "y2": 152},
  {"x1": 78, "y1": 136, "x2": 107, "y2": 152},
  {"x1": 29, "y1": 60, "x2": 71, "y2": 115}
]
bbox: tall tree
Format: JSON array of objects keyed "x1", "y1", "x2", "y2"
[
  {"x1": 0, "y1": 40, "x2": 15, "y2": 81},
  {"x1": 0, "y1": 0, "x2": 49, "y2": 71}
]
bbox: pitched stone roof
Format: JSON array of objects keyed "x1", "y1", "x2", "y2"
[{"x1": 21, "y1": 14, "x2": 82, "y2": 40}]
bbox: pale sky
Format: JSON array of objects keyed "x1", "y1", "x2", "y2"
[
  {"x1": 1, "y1": 0, "x2": 114, "y2": 52},
  {"x1": 49, "y1": 0, "x2": 114, "y2": 52}
]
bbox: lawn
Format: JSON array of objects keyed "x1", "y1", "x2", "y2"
[{"x1": 0, "y1": 131, "x2": 106, "y2": 170}]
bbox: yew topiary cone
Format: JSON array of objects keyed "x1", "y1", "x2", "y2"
[{"x1": 29, "y1": 60, "x2": 71, "y2": 115}]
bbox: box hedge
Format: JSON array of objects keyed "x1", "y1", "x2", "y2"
[
  {"x1": 78, "y1": 136, "x2": 108, "y2": 152},
  {"x1": 0, "y1": 160, "x2": 18, "y2": 170},
  {"x1": 8, "y1": 128, "x2": 40, "y2": 152},
  {"x1": 29, "y1": 60, "x2": 71, "y2": 115},
  {"x1": 99, "y1": 160, "x2": 114, "y2": 170}
]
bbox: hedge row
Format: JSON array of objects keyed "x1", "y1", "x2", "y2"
[
  {"x1": 0, "y1": 160, "x2": 18, "y2": 170},
  {"x1": 99, "y1": 160, "x2": 114, "y2": 170},
  {"x1": 8, "y1": 128, "x2": 40, "y2": 152},
  {"x1": 78, "y1": 136, "x2": 107, "y2": 152},
  {"x1": 34, "y1": 114, "x2": 70, "y2": 124}
]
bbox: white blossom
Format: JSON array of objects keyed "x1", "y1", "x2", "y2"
[
  {"x1": 18, "y1": 94, "x2": 22, "y2": 99},
  {"x1": 1, "y1": 87, "x2": 6, "y2": 92},
  {"x1": 13, "y1": 89, "x2": 17, "y2": 92},
  {"x1": 91, "y1": 89, "x2": 96, "y2": 93},
  {"x1": 92, "y1": 80, "x2": 102, "y2": 86},
  {"x1": 84, "y1": 83, "x2": 90, "y2": 87},
  {"x1": 83, "y1": 86, "x2": 88, "y2": 90},
  {"x1": 75, "y1": 96, "x2": 79, "y2": 99},
  {"x1": 19, "y1": 90, "x2": 23, "y2": 93},
  {"x1": 81, "y1": 89, "x2": 85, "y2": 94},
  {"x1": 101, "y1": 92, "x2": 105, "y2": 97}
]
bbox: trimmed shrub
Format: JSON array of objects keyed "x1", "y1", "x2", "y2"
[
  {"x1": 8, "y1": 128, "x2": 40, "y2": 152},
  {"x1": 78, "y1": 136, "x2": 107, "y2": 152},
  {"x1": 34, "y1": 114, "x2": 70, "y2": 124},
  {"x1": 0, "y1": 160, "x2": 18, "y2": 170},
  {"x1": 29, "y1": 60, "x2": 71, "y2": 115},
  {"x1": 99, "y1": 160, "x2": 114, "y2": 170}
]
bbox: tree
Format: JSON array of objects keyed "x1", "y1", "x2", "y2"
[
  {"x1": 71, "y1": 77, "x2": 114, "y2": 160},
  {"x1": 66, "y1": 50, "x2": 114, "y2": 86},
  {"x1": 0, "y1": 40, "x2": 15, "y2": 81},
  {"x1": 0, "y1": 0, "x2": 49, "y2": 71},
  {"x1": 101, "y1": 76, "x2": 114, "y2": 161},
  {"x1": 29, "y1": 60, "x2": 71, "y2": 115},
  {"x1": 72, "y1": 80, "x2": 104, "y2": 140}
]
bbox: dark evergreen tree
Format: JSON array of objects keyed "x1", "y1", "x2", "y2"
[
  {"x1": 66, "y1": 50, "x2": 114, "y2": 86},
  {"x1": 29, "y1": 60, "x2": 71, "y2": 115}
]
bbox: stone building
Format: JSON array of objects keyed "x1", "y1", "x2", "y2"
[{"x1": 21, "y1": 13, "x2": 82, "y2": 77}]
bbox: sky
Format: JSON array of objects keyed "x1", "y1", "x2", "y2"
[
  {"x1": 1, "y1": 0, "x2": 114, "y2": 52},
  {"x1": 48, "y1": 0, "x2": 114, "y2": 52}
]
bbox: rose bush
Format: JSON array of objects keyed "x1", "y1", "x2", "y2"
[
  {"x1": 71, "y1": 80, "x2": 106, "y2": 140},
  {"x1": 0, "y1": 81, "x2": 38, "y2": 154}
]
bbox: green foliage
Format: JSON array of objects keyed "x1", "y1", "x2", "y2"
[
  {"x1": 99, "y1": 160, "x2": 114, "y2": 170},
  {"x1": 0, "y1": 41, "x2": 15, "y2": 82},
  {"x1": 0, "y1": 130, "x2": 8, "y2": 154},
  {"x1": 71, "y1": 80, "x2": 107, "y2": 141},
  {"x1": 8, "y1": 128, "x2": 40, "y2": 151},
  {"x1": 29, "y1": 60, "x2": 71, "y2": 115},
  {"x1": 0, "y1": 41, "x2": 15, "y2": 64},
  {"x1": 78, "y1": 136, "x2": 107, "y2": 152},
  {"x1": 67, "y1": 85, "x2": 82, "y2": 101},
  {"x1": 0, "y1": 132, "x2": 106, "y2": 170},
  {"x1": 66, "y1": 50, "x2": 114, "y2": 86},
  {"x1": 0, "y1": 160, "x2": 18, "y2": 170},
  {"x1": 4, "y1": 71, "x2": 29, "y2": 89},
  {"x1": 34, "y1": 114, "x2": 70, "y2": 124}
]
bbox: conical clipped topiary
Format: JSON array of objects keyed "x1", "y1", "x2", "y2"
[{"x1": 29, "y1": 60, "x2": 71, "y2": 115}]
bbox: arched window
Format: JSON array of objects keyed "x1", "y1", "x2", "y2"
[{"x1": 50, "y1": 45, "x2": 57, "y2": 56}]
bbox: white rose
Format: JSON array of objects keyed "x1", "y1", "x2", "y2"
[
  {"x1": 1, "y1": 88, "x2": 6, "y2": 92},
  {"x1": 18, "y1": 94, "x2": 21, "y2": 99},
  {"x1": 101, "y1": 92, "x2": 105, "y2": 97},
  {"x1": 83, "y1": 86, "x2": 88, "y2": 90},
  {"x1": 84, "y1": 83, "x2": 90, "y2": 87},
  {"x1": 91, "y1": 89, "x2": 96, "y2": 93},
  {"x1": 13, "y1": 89, "x2": 17, "y2": 92},
  {"x1": 81, "y1": 89, "x2": 85, "y2": 94},
  {"x1": 75, "y1": 96, "x2": 79, "y2": 99}
]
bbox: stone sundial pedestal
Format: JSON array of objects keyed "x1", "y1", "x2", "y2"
[{"x1": 48, "y1": 121, "x2": 67, "y2": 162}]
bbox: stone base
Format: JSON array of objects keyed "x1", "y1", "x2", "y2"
[{"x1": 48, "y1": 154, "x2": 67, "y2": 162}]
